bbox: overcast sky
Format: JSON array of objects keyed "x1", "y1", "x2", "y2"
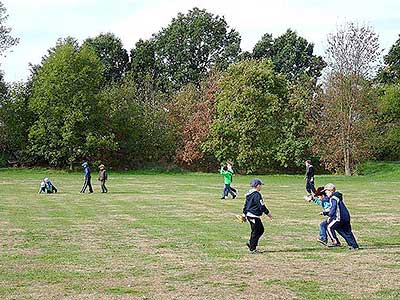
[{"x1": 1, "y1": 0, "x2": 400, "y2": 82}]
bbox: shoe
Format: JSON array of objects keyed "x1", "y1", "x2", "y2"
[
  {"x1": 328, "y1": 243, "x2": 341, "y2": 248},
  {"x1": 220, "y1": 197, "x2": 226, "y2": 200},
  {"x1": 249, "y1": 249, "x2": 263, "y2": 254},
  {"x1": 317, "y1": 238, "x2": 328, "y2": 246},
  {"x1": 232, "y1": 194, "x2": 237, "y2": 199},
  {"x1": 349, "y1": 247, "x2": 359, "y2": 251}
]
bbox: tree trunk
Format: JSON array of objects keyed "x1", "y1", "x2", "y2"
[{"x1": 344, "y1": 148, "x2": 352, "y2": 176}]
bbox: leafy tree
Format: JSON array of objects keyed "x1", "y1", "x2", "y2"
[
  {"x1": 203, "y1": 59, "x2": 289, "y2": 173},
  {"x1": 0, "y1": 2, "x2": 19, "y2": 60},
  {"x1": 28, "y1": 40, "x2": 115, "y2": 168},
  {"x1": 0, "y1": 80, "x2": 35, "y2": 165},
  {"x1": 377, "y1": 34, "x2": 400, "y2": 84},
  {"x1": 252, "y1": 29, "x2": 326, "y2": 82},
  {"x1": 129, "y1": 39, "x2": 156, "y2": 82},
  {"x1": 149, "y1": 7, "x2": 241, "y2": 92},
  {"x1": 310, "y1": 23, "x2": 381, "y2": 175},
  {"x1": 375, "y1": 84, "x2": 400, "y2": 159},
  {"x1": 83, "y1": 33, "x2": 129, "y2": 83},
  {"x1": 97, "y1": 73, "x2": 175, "y2": 167},
  {"x1": 167, "y1": 70, "x2": 219, "y2": 168}
]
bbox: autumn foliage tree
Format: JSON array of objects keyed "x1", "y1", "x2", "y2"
[{"x1": 310, "y1": 23, "x2": 381, "y2": 175}]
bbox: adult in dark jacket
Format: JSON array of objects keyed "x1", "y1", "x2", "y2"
[
  {"x1": 80, "y1": 161, "x2": 93, "y2": 193},
  {"x1": 324, "y1": 183, "x2": 359, "y2": 250},
  {"x1": 242, "y1": 178, "x2": 272, "y2": 254}
]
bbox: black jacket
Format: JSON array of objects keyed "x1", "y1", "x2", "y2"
[{"x1": 243, "y1": 189, "x2": 269, "y2": 218}]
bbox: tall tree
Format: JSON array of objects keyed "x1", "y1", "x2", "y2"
[
  {"x1": 0, "y1": 80, "x2": 35, "y2": 165},
  {"x1": 203, "y1": 59, "x2": 288, "y2": 173},
  {"x1": 0, "y1": 2, "x2": 19, "y2": 61},
  {"x1": 310, "y1": 22, "x2": 381, "y2": 175},
  {"x1": 28, "y1": 40, "x2": 114, "y2": 168},
  {"x1": 83, "y1": 33, "x2": 129, "y2": 83},
  {"x1": 252, "y1": 29, "x2": 326, "y2": 82},
  {"x1": 149, "y1": 7, "x2": 241, "y2": 92},
  {"x1": 377, "y1": 34, "x2": 400, "y2": 84}
]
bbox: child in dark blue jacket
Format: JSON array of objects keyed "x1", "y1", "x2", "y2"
[
  {"x1": 323, "y1": 183, "x2": 359, "y2": 250},
  {"x1": 242, "y1": 178, "x2": 272, "y2": 254}
]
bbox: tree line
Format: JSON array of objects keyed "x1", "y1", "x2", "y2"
[{"x1": 0, "y1": 5, "x2": 399, "y2": 175}]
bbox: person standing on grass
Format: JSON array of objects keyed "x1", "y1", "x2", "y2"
[
  {"x1": 323, "y1": 183, "x2": 359, "y2": 250},
  {"x1": 227, "y1": 162, "x2": 238, "y2": 197},
  {"x1": 305, "y1": 160, "x2": 316, "y2": 198},
  {"x1": 220, "y1": 165, "x2": 236, "y2": 199},
  {"x1": 98, "y1": 164, "x2": 108, "y2": 193},
  {"x1": 80, "y1": 161, "x2": 93, "y2": 193},
  {"x1": 242, "y1": 178, "x2": 272, "y2": 254}
]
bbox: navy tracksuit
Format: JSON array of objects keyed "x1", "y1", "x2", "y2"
[{"x1": 325, "y1": 192, "x2": 359, "y2": 249}]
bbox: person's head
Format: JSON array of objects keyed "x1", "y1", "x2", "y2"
[
  {"x1": 99, "y1": 164, "x2": 105, "y2": 170},
  {"x1": 314, "y1": 186, "x2": 326, "y2": 200},
  {"x1": 305, "y1": 160, "x2": 312, "y2": 166},
  {"x1": 82, "y1": 162, "x2": 88, "y2": 168},
  {"x1": 44, "y1": 178, "x2": 49, "y2": 183},
  {"x1": 250, "y1": 178, "x2": 264, "y2": 191},
  {"x1": 223, "y1": 166, "x2": 228, "y2": 171},
  {"x1": 323, "y1": 183, "x2": 336, "y2": 197}
]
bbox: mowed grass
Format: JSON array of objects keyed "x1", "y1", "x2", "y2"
[{"x1": 0, "y1": 167, "x2": 399, "y2": 300}]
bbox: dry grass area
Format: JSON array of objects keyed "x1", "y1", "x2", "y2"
[{"x1": 0, "y1": 169, "x2": 399, "y2": 299}]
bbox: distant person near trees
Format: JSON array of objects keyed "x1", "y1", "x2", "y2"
[
  {"x1": 304, "y1": 160, "x2": 316, "y2": 199},
  {"x1": 220, "y1": 165, "x2": 236, "y2": 200},
  {"x1": 98, "y1": 164, "x2": 108, "y2": 193},
  {"x1": 80, "y1": 162, "x2": 93, "y2": 193}
]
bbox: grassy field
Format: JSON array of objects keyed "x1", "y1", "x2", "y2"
[{"x1": 0, "y1": 166, "x2": 399, "y2": 300}]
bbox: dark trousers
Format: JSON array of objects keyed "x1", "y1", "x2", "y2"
[
  {"x1": 222, "y1": 184, "x2": 235, "y2": 198},
  {"x1": 100, "y1": 180, "x2": 108, "y2": 193},
  {"x1": 306, "y1": 180, "x2": 316, "y2": 194},
  {"x1": 51, "y1": 185, "x2": 58, "y2": 193},
  {"x1": 327, "y1": 220, "x2": 359, "y2": 248},
  {"x1": 248, "y1": 217, "x2": 265, "y2": 251},
  {"x1": 80, "y1": 176, "x2": 93, "y2": 193}
]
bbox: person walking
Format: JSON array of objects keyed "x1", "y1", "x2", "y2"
[{"x1": 80, "y1": 162, "x2": 93, "y2": 193}]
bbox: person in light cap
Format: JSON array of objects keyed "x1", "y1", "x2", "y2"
[
  {"x1": 98, "y1": 164, "x2": 108, "y2": 193},
  {"x1": 241, "y1": 178, "x2": 272, "y2": 254},
  {"x1": 323, "y1": 183, "x2": 359, "y2": 250},
  {"x1": 80, "y1": 161, "x2": 93, "y2": 193}
]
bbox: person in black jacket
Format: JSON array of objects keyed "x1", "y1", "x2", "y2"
[
  {"x1": 305, "y1": 160, "x2": 316, "y2": 198},
  {"x1": 242, "y1": 178, "x2": 273, "y2": 254}
]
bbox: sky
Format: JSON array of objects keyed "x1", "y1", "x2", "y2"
[{"x1": 1, "y1": 0, "x2": 400, "y2": 82}]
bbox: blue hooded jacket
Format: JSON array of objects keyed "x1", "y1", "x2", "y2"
[{"x1": 324, "y1": 191, "x2": 351, "y2": 222}]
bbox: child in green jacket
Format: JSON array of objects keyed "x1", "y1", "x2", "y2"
[{"x1": 220, "y1": 166, "x2": 236, "y2": 200}]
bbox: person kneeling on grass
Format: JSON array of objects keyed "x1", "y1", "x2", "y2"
[
  {"x1": 241, "y1": 178, "x2": 272, "y2": 254},
  {"x1": 38, "y1": 178, "x2": 57, "y2": 193},
  {"x1": 323, "y1": 183, "x2": 359, "y2": 250},
  {"x1": 307, "y1": 186, "x2": 331, "y2": 246}
]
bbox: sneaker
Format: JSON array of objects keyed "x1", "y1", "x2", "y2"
[
  {"x1": 328, "y1": 243, "x2": 341, "y2": 248},
  {"x1": 317, "y1": 238, "x2": 328, "y2": 246},
  {"x1": 249, "y1": 249, "x2": 263, "y2": 254},
  {"x1": 232, "y1": 194, "x2": 237, "y2": 199},
  {"x1": 349, "y1": 247, "x2": 359, "y2": 251},
  {"x1": 220, "y1": 197, "x2": 226, "y2": 200}
]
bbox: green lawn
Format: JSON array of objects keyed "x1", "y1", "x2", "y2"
[{"x1": 0, "y1": 167, "x2": 399, "y2": 299}]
